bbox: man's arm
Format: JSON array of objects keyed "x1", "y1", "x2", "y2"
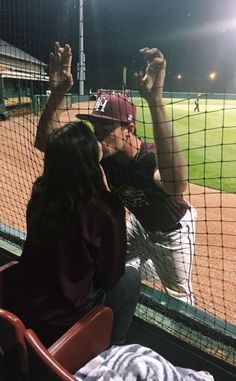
[
  {"x1": 34, "y1": 42, "x2": 73, "y2": 152},
  {"x1": 137, "y1": 47, "x2": 188, "y2": 195}
]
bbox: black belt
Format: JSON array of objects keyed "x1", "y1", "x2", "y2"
[{"x1": 161, "y1": 221, "x2": 182, "y2": 233}]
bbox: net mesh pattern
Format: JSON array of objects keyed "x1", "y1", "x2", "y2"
[{"x1": 0, "y1": 0, "x2": 235, "y2": 368}]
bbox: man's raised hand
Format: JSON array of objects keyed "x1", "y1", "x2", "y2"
[{"x1": 137, "y1": 47, "x2": 166, "y2": 102}]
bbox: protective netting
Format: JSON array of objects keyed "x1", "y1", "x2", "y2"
[{"x1": 0, "y1": 0, "x2": 235, "y2": 369}]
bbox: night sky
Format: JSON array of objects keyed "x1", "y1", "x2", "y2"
[{"x1": 1, "y1": 0, "x2": 236, "y2": 92}]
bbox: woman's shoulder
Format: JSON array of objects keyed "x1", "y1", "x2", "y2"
[
  {"x1": 82, "y1": 190, "x2": 124, "y2": 217},
  {"x1": 78, "y1": 190, "x2": 125, "y2": 238},
  {"x1": 95, "y1": 189, "x2": 124, "y2": 211}
]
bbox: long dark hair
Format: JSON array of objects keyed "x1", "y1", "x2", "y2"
[{"x1": 28, "y1": 121, "x2": 105, "y2": 240}]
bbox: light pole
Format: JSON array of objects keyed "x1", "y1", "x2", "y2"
[
  {"x1": 78, "y1": 0, "x2": 85, "y2": 95},
  {"x1": 122, "y1": 67, "x2": 127, "y2": 92}
]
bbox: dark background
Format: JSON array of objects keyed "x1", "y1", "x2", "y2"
[{"x1": 1, "y1": 0, "x2": 236, "y2": 93}]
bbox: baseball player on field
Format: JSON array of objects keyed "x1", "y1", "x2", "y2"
[{"x1": 35, "y1": 43, "x2": 197, "y2": 305}]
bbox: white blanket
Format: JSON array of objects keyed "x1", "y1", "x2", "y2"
[{"x1": 75, "y1": 344, "x2": 214, "y2": 381}]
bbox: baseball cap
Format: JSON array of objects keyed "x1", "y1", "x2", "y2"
[{"x1": 76, "y1": 90, "x2": 136, "y2": 124}]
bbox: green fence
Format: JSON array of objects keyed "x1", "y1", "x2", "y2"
[{"x1": 32, "y1": 93, "x2": 73, "y2": 114}]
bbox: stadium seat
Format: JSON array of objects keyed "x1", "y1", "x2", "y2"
[
  {"x1": 25, "y1": 305, "x2": 113, "y2": 380},
  {"x1": 0, "y1": 309, "x2": 28, "y2": 381},
  {"x1": 0, "y1": 305, "x2": 113, "y2": 381},
  {"x1": 49, "y1": 305, "x2": 113, "y2": 373}
]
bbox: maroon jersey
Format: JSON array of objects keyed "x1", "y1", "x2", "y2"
[{"x1": 101, "y1": 142, "x2": 189, "y2": 232}]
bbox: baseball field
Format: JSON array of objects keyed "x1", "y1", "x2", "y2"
[
  {"x1": 0, "y1": 98, "x2": 235, "y2": 327},
  {"x1": 136, "y1": 97, "x2": 236, "y2": 193}
]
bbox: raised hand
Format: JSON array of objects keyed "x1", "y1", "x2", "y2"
[
  {"x1": 137, "y1": 47, "x2": 166, "y2": 102},
  {"x1": 49, "y1": 42, "x2": 74, "y2": 95}
]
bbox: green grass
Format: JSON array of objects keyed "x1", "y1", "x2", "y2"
[{"x1": 135, "y1": 98, "x2": 236, "y2": 193}]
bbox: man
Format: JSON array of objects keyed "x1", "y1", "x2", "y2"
[
  {"x1": 35, "y1": 43, "x2": 196, "y2": 305},
  {"x1": 194, "y1": 94, "x2": 200, "y2": 112}
]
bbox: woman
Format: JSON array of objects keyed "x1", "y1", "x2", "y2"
[{"x1": 12, "y1": 122, "x2": 140, "y2": 347}]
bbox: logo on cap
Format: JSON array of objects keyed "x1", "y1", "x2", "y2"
[
  {"x1": 94, "y1": 97, "x2": 109, "y2": 113},
  {"x1": 127, "y1": 114, "x2": 133, "y2": 122}
]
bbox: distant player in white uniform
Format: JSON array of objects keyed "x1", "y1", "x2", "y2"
[{"x1": 194, "y1": 93, "x2": 201, "y2": 112}]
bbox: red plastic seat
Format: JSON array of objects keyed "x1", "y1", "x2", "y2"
[
  {"x1": 25, "y1": 305, "x2": 113, "y2": 380},
  {"x1": 0, "y1": 305, "x2": 113, "y2": 381},
  {"x1": 49, "y1": 305, "x2": 113, "y2": 373},
  {"x1": 0, "y1": 308, "x2": 28, "y2": 380}
]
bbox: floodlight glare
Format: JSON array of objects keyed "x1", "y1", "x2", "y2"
[
  {"x1": 177, "y1": 74, "x2": 182, "y2": 79},
  {"x1": 209, "y1": 71, "x2": 216, "y2": 80}
]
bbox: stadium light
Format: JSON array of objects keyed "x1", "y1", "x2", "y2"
[
  {"x1": 177, "y1": 74, "x2": 182, "y2": 79},
  {"x1": 209, "y1": 71, "x2": 216, "y2": 80}
]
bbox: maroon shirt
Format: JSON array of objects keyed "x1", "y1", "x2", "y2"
[
  {"x1": 11, "y1": 190, "x2": 126, "y2": 346},
  {"x1": 101, "y1": 142, "x2": 189, "y2": 232}
]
